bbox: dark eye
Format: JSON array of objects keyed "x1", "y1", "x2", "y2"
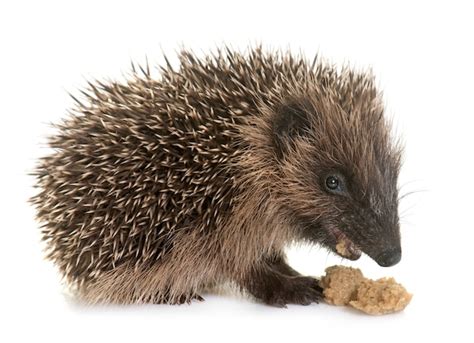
[{"x1": 325, "y1": 176, "x2": 340, "y2": 190}]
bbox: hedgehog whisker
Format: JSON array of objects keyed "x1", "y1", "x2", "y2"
[{"x1": 398, "y1": 189, "x2": 427, "y2": 202}]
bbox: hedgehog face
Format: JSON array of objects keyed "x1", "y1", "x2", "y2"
[
  {"x1": 311, "y1": 164, "x2": 402, "y2": 268},
  {"x1": 272, "y1": 94, "x2": 402, "y2": 267}
]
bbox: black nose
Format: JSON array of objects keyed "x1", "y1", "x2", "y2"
[{"x1": 375, "y1": 248, "x2": 401, "y2": 267}]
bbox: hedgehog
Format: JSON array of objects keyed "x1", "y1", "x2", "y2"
[{"x1": 32, "y1": 47, "x2": 403, "y2": 306}]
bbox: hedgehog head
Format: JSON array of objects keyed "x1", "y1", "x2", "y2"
[{"x1": 267, "y1": 71, "x2": 403, "y2": 267}]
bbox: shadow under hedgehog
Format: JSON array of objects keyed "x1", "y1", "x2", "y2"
[{"x1": 32, "y1": 47, "x2": 403, "y2": 307}]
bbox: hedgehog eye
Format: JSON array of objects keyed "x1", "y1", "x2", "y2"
[
  {"x1": 324, "y1": 174, "x2": 348, "y2": 194},
  {"x1": 323, "y1": 173, "x2": 348, "y2": 195},
  {"x1": 325, "y1": 176, "x2": 340, "y2": 190}
]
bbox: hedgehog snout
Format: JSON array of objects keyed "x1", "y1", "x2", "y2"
[{"x1": 374, "y1": 247, "x2": 402, "y2": 267}]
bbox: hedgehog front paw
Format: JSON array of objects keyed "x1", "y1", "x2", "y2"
[
  {"x1": 246, "y1": 273, "x2": 323, "y2": 307},
  {"x1": 266, "y1": 276, "x2": 323, "y2": 307}
]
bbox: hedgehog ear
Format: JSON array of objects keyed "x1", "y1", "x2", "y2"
[{"x1": 272, "y1": 101, "x2": 312, "y2": 159}]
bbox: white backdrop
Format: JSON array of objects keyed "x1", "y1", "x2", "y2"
[{"x1": 1, "y1": 1, "x2": 473, "y2": 342}]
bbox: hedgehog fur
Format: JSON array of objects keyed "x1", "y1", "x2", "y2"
[{"x1": 32, "y1": 47, "x2": 402, "y2": 306}]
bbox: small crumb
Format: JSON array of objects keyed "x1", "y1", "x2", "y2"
[{"x1": 335, "y1": 240, "x2": 349, "y2": 257}]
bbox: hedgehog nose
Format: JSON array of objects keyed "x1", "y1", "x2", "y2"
[{"x1": 375, "y1": 248, "x2": 401, "y2": 267}]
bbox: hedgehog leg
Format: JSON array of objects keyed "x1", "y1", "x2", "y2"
[
  {"x1": 164, "y1": 294, "x2": 204, "y2": 305},
  {"x1": 240, "y1": 258, "x2": 323, "y2": 307},
  {"x1": 268, "y1": 253, "x2": 301, "y2": 277},
  {"x1": 154, "y1": 290, "x2": 205, "y2": 305}
]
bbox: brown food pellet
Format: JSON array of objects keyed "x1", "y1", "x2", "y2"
[
  {"x1": 320, "y1": 265, "x2": 412, "y2": 315},
  {"x1": 349, "y1": 277, "x2": 413, "y2": 315},
  {"x1": 320, "y1": 266, "x2": 364, "y2": 305}
]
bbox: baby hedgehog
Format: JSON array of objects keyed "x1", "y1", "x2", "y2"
[{"x1": 32, "y1": 47, "x2": 403, "y2": 306}]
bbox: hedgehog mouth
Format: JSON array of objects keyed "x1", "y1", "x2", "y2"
[{"x1": 328, "y1": 227, "x2": 362, "y2": 261}]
